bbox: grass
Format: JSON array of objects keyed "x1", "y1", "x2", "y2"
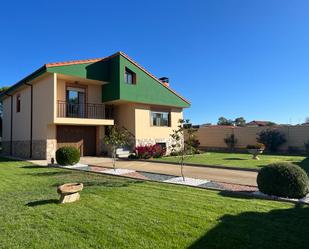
[
  {"x1": 154, "y1": 152, "x2": 309, "y2": 171},
  {"x1": 0, "y1": 158, "x2": 309, "y2": 248}
]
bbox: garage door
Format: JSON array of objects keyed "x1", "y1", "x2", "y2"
[{"x1": 57, "y1": 125, "x2": 96, "y2": 156}]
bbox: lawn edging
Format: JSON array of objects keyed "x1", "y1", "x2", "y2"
[{"x1": 126, "y1": 159, "x2": 260, "y2": 172}]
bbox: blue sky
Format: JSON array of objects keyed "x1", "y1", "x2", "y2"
[{"x1": 1, "y1": 0, "x2": 309, "y2": 125}]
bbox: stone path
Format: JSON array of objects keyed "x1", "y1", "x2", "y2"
[
  {"x1": 79, "y1": 158, "x2": 258, "y2": 186},
  {"x1": 59, "y1": 164, "x2": 258, "y2": 193}
]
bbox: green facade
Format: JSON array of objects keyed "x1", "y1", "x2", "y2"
[
  {"x1": 117, "y1": 55, "x2": 190, "y2": 107},
  {"x1": 1, "y1": 53, "x2": 190, "y2": 108},
  {"x1": 102, "y1": 54, "x2": 190, "y2": 108}
]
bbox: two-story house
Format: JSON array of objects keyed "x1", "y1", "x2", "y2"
[{"x1": 0, "y1": 52, "x2": 190, "y2": 161}]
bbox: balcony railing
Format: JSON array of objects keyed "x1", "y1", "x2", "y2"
[{"x1": 57, "y1": 101, "x2": 108, "y2": 119}]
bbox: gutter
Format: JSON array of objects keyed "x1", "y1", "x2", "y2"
[{"x1": 24, "y1": 82, "x2": 33, "y2": 158}]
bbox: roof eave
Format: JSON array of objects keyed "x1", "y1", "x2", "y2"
[{"x1": 0, "y1": 65, "x2": 47, "y2": 99}]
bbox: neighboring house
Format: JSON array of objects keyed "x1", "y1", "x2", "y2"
[
  {"x1": 0, "y1": 52, "x2": 190, "y2": 161},
  {"x1": 246, "y1": 120, "x2": 275, "y2": 127}
]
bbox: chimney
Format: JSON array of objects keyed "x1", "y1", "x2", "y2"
[{"x1": 159, "y1": 77, "x2": 169, "y2": 87}]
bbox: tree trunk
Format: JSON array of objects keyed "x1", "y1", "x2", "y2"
[
  {"x1": 181, "y1": 152, "x2": 185, "y2": 181},
  {"x1": 112, "y1": 146, "x2": 116, "y2": 171}
]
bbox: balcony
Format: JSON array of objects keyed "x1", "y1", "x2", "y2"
[{"x1": 55, "y1": 101, "x2": 114, "y2": 126}]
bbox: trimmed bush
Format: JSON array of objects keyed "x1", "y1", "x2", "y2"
[
  {"x1": 56, "y1": 146, "x2": 80, "y2": 166},
  {"x1": 257, "y1": 163, "x2": 309, "y2": 198}
]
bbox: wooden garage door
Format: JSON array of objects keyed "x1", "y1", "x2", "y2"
[{"x1": 57, "y1": 125, "x2": 96, "y2": 156}]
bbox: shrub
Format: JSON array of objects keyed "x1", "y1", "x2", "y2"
[
  {"x1": 257, "y1": 163, "x2": 309, "y2": 198},
  {"x1": 128, "y1": 153, "x2": 138, "y2": 159},
  {"x1": 135, "y1": 144, "x2": 166, "y2": 159},
  {"x1": 152, "y1": 144, "x2": 166, "y2": 158},
  {"x1": 56, "y1": 146, "x2": 80, "y2": 166},
  {"x1": 288, "y1": 146, "x2": 302, "y2": 155},
  {"x1": 224, "y1": 134, "x2": 237, "y2": 150},
  {"x1": 246, "y1": 143, "x2": 265, "y2": 150},
  {"x1": 304, "y1": 141, "x2": 309, "y2": 154},
  {"x1": 257, "y1": 129, "x2": 286, "y2": 152},
  {"x1": 191, "y1": 139, "x2": 200, "y2": 150}
]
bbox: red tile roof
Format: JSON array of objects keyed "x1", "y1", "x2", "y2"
[
  {"x1": 45, "y1": 58, "x2": 104, "y2": 68},
  {"x1": 247, "y1": 120, "x2": 271, "y2": 126}
]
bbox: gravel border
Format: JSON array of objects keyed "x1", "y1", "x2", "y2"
[{"x1": 54, "y1": 164, "x2": 308, "y2": 205}]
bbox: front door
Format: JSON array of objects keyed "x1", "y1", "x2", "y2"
[{"x1": 57, "y1": 125, "x2": 96, "y2": 156}]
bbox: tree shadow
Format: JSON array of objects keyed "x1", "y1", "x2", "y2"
[
  {"x1": 27, "y1": 171, "x2": 72, "y2": 176},
  {"x1": 187, "y1": 204, "x2": 309, "y2": 249},
  {"x1": 26, "y1": 199, "x2": 59, "y2": 207},
  {"x1": 0, "y1": 157, "x2": 18, "y2": 162},
  {"x1": 21, "y1": 165, "x2": 45, "y2": 169},
  {"x1": 51, "y1": 179, "x2": 143, "y2": 188},
  {"x1": 223, "y1": 158, "x2": 247, "y2": 161}
]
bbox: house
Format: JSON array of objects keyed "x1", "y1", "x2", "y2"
[
  {"x1": 0, "y1": 52, "x2": 190, "y2": 161},
  {"x1": 246, "y1": 120, "x2": 275, "y2": 127}
]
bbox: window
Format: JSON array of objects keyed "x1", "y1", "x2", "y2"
[
  {"x1": 66, "y1": 87, "x2": 85, "y2": 118},
  {"x1": 151, "y1": 111, "x2": 170, "y2": 127},
  {"x1": 16, "y1": 94, "x2": 21, "y2": 113},
  {"x1": 125, "y1": 67, "x2": 136, "y2": 84}
]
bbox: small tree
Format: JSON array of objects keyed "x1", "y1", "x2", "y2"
[
  {"x1": 170, "y1": 119, "x2": 198, "y2": 181},
  {"x1": 104, "y1": 125, "x2": 131, "y2": 171},
  {"x1": 224, "y1": 134, "x2": 238, "y2": 151},
  {"x1": 257, "y1": 129, "x2": 286, "y2": 152}
]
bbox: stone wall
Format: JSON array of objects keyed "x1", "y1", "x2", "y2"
[
  {"x1": 46, "y1": 139, "x2": 57, "y2": 162},
  {"x1": 1, "y1": 140, "x2": 47, "y2": 160},
  {"x1": 12, "y1": 141, "x2": 31, "y2": 158},
  {"x1": 136, "y1": 137, "x2": 178, "y2": 155}
]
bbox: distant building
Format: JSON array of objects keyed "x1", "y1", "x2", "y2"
[{"x1": 246, "y1": 120, "x2": 275, "y2": 127}]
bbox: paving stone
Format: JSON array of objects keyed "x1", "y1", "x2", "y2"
[{"x1": 164, "y1": 177, "x2": 209, "y2": 186}]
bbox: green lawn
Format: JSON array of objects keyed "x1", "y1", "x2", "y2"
[
  {"x1": 1, "y1": 158, "x2": 309, "y2": 249},
  {"x1": 155, "y1": 152, "x2": 309, "y2": 171}
]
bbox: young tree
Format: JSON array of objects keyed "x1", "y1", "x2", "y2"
[
  {"x1": 104, "y1": 125, "x2": 131, "y2": 171},
  {"x1": 170, "y1": 119, "x2": 198, "y2": 181},
  {"x1": 0, "y1": 86, "x2": 9, "y2": 118},
  {"x1": 224, "y1": 134, "x2": 238, "y2": 151}
]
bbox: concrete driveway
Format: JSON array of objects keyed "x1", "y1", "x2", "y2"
[{"x1": 80, "y1": 157, "x2": 258, "y2": 186}]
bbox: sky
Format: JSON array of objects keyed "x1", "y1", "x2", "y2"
[{"x1": 0, "y1": 0, "x2": 309, "y2": 125}]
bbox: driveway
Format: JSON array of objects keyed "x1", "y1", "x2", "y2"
[{"x1": 80, "y1": 157, "x2": 258, "y2": 186}]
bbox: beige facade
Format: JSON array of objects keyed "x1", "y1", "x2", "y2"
[
  {"x1": 2, "y1": 72, "x2": 183, "y2": 160},
  {"x1": 196, "y1": 125, "x2": 309, "y2": 152},
  {"x1": 2, "y1": 73, "x2": 114, "y2": 160},
  {"x1": 113, "y1": 102, "x2": 183, "y2": 152}
]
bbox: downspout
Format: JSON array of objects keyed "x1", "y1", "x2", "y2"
[
  {"x1": 25, "y1": 82, "x2": 33, "y2": 158},
  {"x1": 5, "y1": 93, "x2": 13, "y2": 155}
]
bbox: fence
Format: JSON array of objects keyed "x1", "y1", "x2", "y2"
[{"x1": 195, "y1": 125, "x2": 309, "y2": 153}]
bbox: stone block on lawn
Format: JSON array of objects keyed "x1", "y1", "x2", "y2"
[{"x1": 57, "y1": 183, "x2": 83, "y2": 204}]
